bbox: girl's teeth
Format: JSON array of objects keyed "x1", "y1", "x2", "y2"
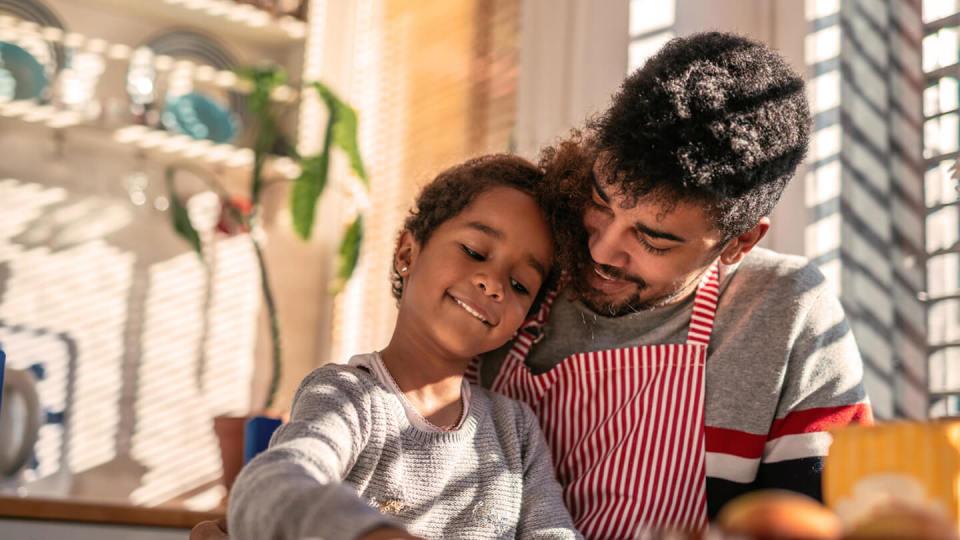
[{"x1": 455, "y1": 298, "x2": 487, "y2": 323}]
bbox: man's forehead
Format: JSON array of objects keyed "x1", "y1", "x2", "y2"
[{"x1": 590, "y1": 160, "x2": 716, "y2": 232}]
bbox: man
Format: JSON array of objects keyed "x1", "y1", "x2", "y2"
[
  {"x1": 477, "y1": 31, "x2": 871, "y2": 538},
  {"x1": 192, "y1": 31, "x2": 871, "y2": 540}
]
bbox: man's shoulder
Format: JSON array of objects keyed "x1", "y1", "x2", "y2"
[{"x1": 730, "y1": 248, "x2": 829, "y2": 301}]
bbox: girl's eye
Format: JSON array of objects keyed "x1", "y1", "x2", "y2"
[
  {"x1": 461, "y1": 244, "x2": 485, "y2": 261},
  {"x1": 510, "y1": 278, "x2": 529, "y2": 295},
  {"x1": 638, "y1": 235, "x2": 670, "y2": 256}
]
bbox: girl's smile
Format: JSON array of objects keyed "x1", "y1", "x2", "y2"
[{"x1": 389, "y1": 185, "x2": 554, "y2": 365}]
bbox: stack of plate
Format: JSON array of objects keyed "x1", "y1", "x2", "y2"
[
  {"x1": 134, "y1": 30, "x2": 244, "y2": 144},
  {"x1": 0, "y1": 0, "x2": 66, "y2": 103}
]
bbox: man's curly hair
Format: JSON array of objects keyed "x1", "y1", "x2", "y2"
[
  {"x1": 597, "y1": 31, "x2": 809, "y2": 235},
  {"x1": 391, "y1": 154, "x2": 557, "y2": 312},
  {"x1": 538, "y1": 32, "x2": 810, "y2": 297}
]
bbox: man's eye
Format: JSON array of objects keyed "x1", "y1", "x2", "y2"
[
  {"x1": 638, "y1": 236, "x2": 670, "y2": 256},
  {"x1": 461, "y1": 244, "x2": 485, "y2": 261},
  {"x1": 510, "y1": 278, "x2": 529, "y2": 295}
]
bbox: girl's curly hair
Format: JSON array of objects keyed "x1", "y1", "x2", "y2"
[
  {"x1": 535, "y1": 132, "x2": 597, "y2": 302},
  {"x1": 391, "y1": 154, "x2": 558, "y2": 314}
]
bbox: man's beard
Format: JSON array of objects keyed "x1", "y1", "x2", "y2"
[
  {"x1": 577, "y1": 263, "x2": 704, "y2": 317},
  {"x1": 581, "y1": 290, "x2": 648, "y2": 317},
  {"x1": 579, "y1": 263, "x2": 650, "y2": 316}
]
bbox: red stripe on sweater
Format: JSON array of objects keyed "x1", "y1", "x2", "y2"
[
  {"x1": 768, "y1": 403, "x2": 873, "y2": 441},
  {"x1": 704, "y1": 426, "x2": 766, "y2": 459}
]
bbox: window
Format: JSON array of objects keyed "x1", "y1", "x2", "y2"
[
  {"x1": 627, "y1": 0, "x2": 675, "y2": 72},
  {"x1": 924, "y1": 0, "x2": 960, "y2": 416}
]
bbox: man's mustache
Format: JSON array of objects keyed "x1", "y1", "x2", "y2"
[{"x1": 595, "y1": 263, "x2": 648, "y2": 289}]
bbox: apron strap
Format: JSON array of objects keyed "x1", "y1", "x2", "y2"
[
  {"x1": 478, "y1": 288, "x2": 559, "y2": 387},
  {"x1": 515, "y1": 288, "x2": 558, "y2": 344},
  {"x1": 686, "y1": 262, "x2": 721, "y2": 346}
]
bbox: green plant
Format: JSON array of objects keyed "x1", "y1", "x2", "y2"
[{"x1": 165, "y1": 66, "x2": 367, "y2": 411}]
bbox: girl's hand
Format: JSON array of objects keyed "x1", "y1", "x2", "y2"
[
  {"x1": 359, "y1": 527, "x2": 423, "y2": 540},
  {"x1": 189, "y1": 518, "x2": 228, "y2": 540}
]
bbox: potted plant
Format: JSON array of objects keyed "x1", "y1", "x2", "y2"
[{"x1": 165, "y1": 66, "x2": 367, "y2": 492}]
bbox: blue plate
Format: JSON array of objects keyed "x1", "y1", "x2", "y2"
[
  {"x1": 161, "y1": 91, "x2": 238, "y2": 144},
  {"x1": 0, "y1": 42, "x2": 48, "y2": 101}
]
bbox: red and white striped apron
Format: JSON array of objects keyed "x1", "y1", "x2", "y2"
[{"x1": 492, "y1": 263, "x2": 720, "y2": 539}]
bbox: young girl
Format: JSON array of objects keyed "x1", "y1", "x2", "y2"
[{"x1": 228, "y1": 155, "x2": 580, "y2": 540}]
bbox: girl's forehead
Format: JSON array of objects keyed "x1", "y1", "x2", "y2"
[{"x1": 448, "y1": 188, "x2": 553, "y2": 251}]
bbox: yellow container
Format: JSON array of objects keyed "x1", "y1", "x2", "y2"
[{"x1": 824, "y1": 420, "x2": 960, "y2": 529}]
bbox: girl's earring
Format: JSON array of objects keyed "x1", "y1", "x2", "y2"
[{"x1": 400, "y1": 266, "x2": 408, "y2": 274}]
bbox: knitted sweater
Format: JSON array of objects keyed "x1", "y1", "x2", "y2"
[
  {"x1": 480, "y1": 248, "x2": 873, "y2": 519},
  {"x1": 228, "y1": 359, "x2": 581, "y2": 540}
]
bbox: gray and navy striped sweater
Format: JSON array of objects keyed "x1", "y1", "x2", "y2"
[{"x1": 480, "y1": 247, "x2": 873, "y2": 519}]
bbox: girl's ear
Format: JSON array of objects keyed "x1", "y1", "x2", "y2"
[{"x1": 394, "y1": 230, "x2": 419, "y2": 277}]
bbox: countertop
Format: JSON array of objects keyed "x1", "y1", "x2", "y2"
[{"x1": 0, "y1": 495, "x2": 224, "y2": 529}]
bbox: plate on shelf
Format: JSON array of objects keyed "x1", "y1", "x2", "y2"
[
  {"x1": 0, "y1": 0, "x2": 66, "y2": 74},
  {"x1": 132, "y1": 30, "x2": 246, "y2": 142},
  {"x1": 144, "y1": 31, "x2": 237, "y2": 70},
  {"x1": 0, "y1": 42, "x2": 47, "y2": 101},
  {"x1": 161, "y1": 91, "x2": 238, "y2": 144}
]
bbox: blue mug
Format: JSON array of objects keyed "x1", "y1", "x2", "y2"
[{"x1": 243, "y1": 415, "x2": 282, "y2": 464}]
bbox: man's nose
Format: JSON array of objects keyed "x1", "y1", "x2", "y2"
[{"x1": 588, "y1": 223, "x2": 630, "y2": 269}]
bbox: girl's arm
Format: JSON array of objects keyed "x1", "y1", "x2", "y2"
[
  {"x1": 227, "y1": 367, "x2": 406, "y2": 540},
  {"x1": 516, "y1": 403, "x2": 583, "y2": 539}
]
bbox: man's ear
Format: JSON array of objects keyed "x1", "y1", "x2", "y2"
[
  {"x1": 719, "y1": 217, "x2": 770, "y2": 265},
  {"x1": 394, "y1": 230, "x2": 420, "y2": 277}
]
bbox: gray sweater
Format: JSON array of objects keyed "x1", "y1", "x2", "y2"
[{"x1": 228, "y1": 361, "x2": 580, "y2": 540}]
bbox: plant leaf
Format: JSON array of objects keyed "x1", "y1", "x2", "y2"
[
  {"x1": 331, "y1": 215, "x2": 363, "y2": 293},
  {"x1": 165, "y1": 170, "x2": 203, "y2": 257},
  {"x1": 312, "y1": 81, "x2": 368, "y2": 185},
  {"x1": 290, "y1": 150, "x2": 329, "y2": 239},
  {"x1": 237, "y1": 66, "x2": 287, "y2": 115}
]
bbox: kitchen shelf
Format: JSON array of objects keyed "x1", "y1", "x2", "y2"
[
  {"x1": 0, "y1": 15, "x2": 299, "y2": 102},
  {"x1": 80, "y1": 0, "x2": 307, "y2": 47},
  {"x1": 0, "y1": 98, "x2": 369, "y2": 207},
  {"x1": 0, "y1": 99, "x2": 299, "y2": 177}
]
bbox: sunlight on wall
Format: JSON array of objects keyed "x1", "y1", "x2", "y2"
[
  {"x1": 331, "y1": 1, "x2": 419, "y2": 363},
  {"x1": 131, "y1": 236, "x2": 257, "y2": 506},
  {"x1": 0, "y1": 178, "x2": 259, "y2": 507},
  {"x1": 0, "y1": 179, "x2": 132, "y2": 478},
  {"x1": 627, "y1": 0, "x2": 675, "y2": 73}
]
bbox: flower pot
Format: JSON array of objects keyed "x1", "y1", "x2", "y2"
[{"x1": 213, "y1": 415, "x2": 247, "y2": 493}]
